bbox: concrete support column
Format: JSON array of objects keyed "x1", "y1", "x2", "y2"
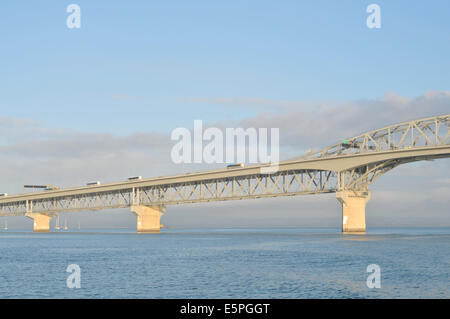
[
  {"x1": 336, "y1": 190, "x2": 371, "y2": 234},
  {"x1": 25, "y1": 213, "x2": 53, "y2": 233},
  {"x1": 131, "y1": 205, "x2": 165, "y2": 233}
]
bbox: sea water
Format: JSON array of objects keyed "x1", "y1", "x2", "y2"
[{"x1": 0, "y1": 228, "x2": 448, "y2": 298}]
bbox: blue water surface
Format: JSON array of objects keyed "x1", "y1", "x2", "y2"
[{"x1": 0, "y1": 227, "x2": 448, "y2": 298}]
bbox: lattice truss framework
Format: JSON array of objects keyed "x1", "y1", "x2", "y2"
[
  {"x1": 300, "y1": 115, "x2": 450, "y2": 160},
  {"x1": 0, "y1": 170, "x2": 338, "y2": 216}
]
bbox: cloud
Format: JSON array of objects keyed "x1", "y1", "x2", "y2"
[
  {"x1": 182, "y1": 91, "x2": 450, "y2": 158},
  {"x1": 233, "y1": 90, "x2": 450, "y2": 151},
  {"x1": 0, "y1": 117, "x2": 73, "y2": 144},
  {"x1": 0, "y1": 132, "x2": 168, "y2": 158},
  {"x1": 0, "y1": 119, "x2": 176, "y2": 193},
  {"x1": 181, "y1": 97, "x2": 315, "y2": 111}
]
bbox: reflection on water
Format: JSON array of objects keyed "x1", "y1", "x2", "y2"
[{"x1": 0, "y1": 227, "x2": 448, "y2": 298}]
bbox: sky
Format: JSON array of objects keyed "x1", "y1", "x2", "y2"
[{"x1": 0, "y1": 1, "x2": 449, "y2": 229}]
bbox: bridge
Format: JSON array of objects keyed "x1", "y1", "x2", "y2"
[{"x1": 0, "y1": 114, "x2": 449, "y2": 233}]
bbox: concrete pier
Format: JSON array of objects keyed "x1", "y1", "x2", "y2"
[
  {"x1": 25, "y1": 213, "x2": 54, "y2": 233},
  {"x1": 131, "y1": 205, "x2": 165, "y2": 233},
  {"x1": 336, "y1": 190, "x2": 371, "y2": 234}
]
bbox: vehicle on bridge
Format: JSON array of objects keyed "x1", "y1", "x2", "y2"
[
  {"x1": 227, "y1": 163, "x2": 244, "y2": 169},
  {"x1": 86, "y1": 181, "x2": 101, "y2": 186},
  {"x1": 44, "y1": 186, "x2": 59, "y2": 191},
  {"x1": 342, "y1": 139, "x2": 375, "y2": 150},
  {"x1": 128, "y1": 176, "x2": 142, "y2": 181}
]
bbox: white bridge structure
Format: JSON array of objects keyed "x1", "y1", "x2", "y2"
[{"x1": 1, "y1": 114, "x2": 449, "y2": 233}]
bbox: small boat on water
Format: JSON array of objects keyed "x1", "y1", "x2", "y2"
[{"x1": 55, "y1": 216, "x2": 60, "y2": 230}]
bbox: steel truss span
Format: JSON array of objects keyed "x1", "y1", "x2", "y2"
[
  {"x1": 1, "y1": 170, "x2": 337, "y2": 216},
  {"x1": 296, "y1": 114, "x2": 450, "y2": 160},
  {"x1": 0, "y1": 114, "x2": 449, "y2": 217}
]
